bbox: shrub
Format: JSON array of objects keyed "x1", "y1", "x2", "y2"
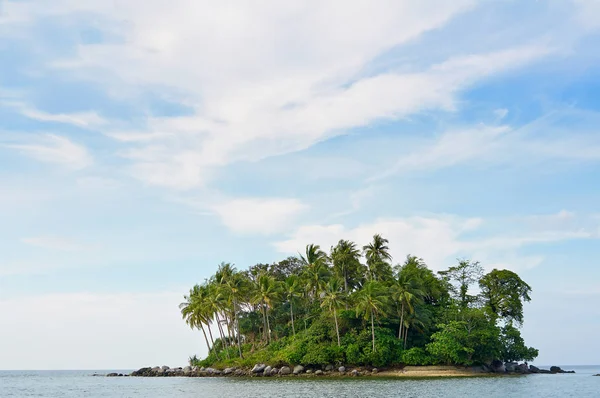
[{"x1": 402, "y1": 347, "x2": 434, "y2": 365}]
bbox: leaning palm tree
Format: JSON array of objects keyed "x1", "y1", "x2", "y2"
[
  {"x1": 320, "y1": 278, "x2": 346, "y2": 346},
  {"x1": 363, "y1": 234, "x2": 393, "y2": 281},
  {"x1": 206, "y1": 282, "x2": 231, "y2": 359},
  {"x1": 354, "y1": 281, "x2": 388, "y2": 352},
  {"x1": 180, "y1": 284, "x2": 218, "y2": 359},
  {"x1": 217, "y1": 264, "x2": 247, "y2": 358},
  {"x1": 284, "y1": 275, "x2": 303, "y2": 337}
]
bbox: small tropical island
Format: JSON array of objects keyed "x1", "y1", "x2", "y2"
[{"x1": 131, "y1": 235, "x2": 574, "y2": 378}]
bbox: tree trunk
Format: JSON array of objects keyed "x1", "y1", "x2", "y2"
[
  {"x1": 233, "y1": 298, "x2": 243, "y2": 358},
  {"x1": 216, "y1": 313, "x2": 231, "y2": 359},
  {"x1": 398, "y1": 303, "x2": 404, "y2": 340},
  {"x1": 290, "y1": 301, "x2": 296, "y2": 337},
  {"x1": 404, "y1": 325, "x2": 409, "y2": 349},
  {"x1": 207, "y1": 320, "x2": 219, "y2": 360},
  {"x1": 371, "y1": 308, "x2": 376, "y2": 353},
  {"x1": 266, "y1": 307, "x2": 272, "y2": 344},
  {"x1": 261, "y1": 301, "x2": 268, "y2": 343},
  {"x1": 344, "y1": 268, "x2": 349, "y2": 310},
  {"x1": 334, "y1": 307, "x2": 341, "y2": 347},
  {"x1": 199, "y1": 323, "x2": 211, "y2": 357}
]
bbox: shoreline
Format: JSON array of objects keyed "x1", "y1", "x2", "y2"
[{"x1": 120, "y1": 364, "x2": 575, "y2": 379}]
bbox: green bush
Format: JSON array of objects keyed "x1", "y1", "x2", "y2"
[{"x1": 402, "y1": 347, "x2": 434, "y2": 365}]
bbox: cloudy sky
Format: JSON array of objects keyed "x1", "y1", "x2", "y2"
[{"x1": 1, "y1": 0, "x2": 600, "y2": 370}]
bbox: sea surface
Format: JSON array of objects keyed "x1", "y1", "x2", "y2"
[{"x1": 1, "y1": 366, "x2": 599, "y2": 397}]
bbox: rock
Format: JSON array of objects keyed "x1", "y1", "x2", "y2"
[
  {"x1": 539, "y1": 369, "x2": 552, "y2": 374},
  {"x1": 325, "y1": 365, "x2": 334, "y2": 371},
  {"x1": 131, "y1": 367, "x2": 154, "y2": 377},
  {"x1": 279, "y1": 366, "x2": 291, "y2": 375},
  {"x1": 293, "y1": 365, "x2": 304, "y2": 375},
  {"x1": 156, "y1": 368, "x2": 164, "y2": 374},
  {"x1": 505, "y1": 362, "x2": 517, "y2": 372},
  {"x1": 490, "y1": 360, "x2": 506, "y2": 373},
  {"x1": 263, "y1": 366, "x2": 272, "y2": 376},
  {"x1": 515, "y1": 363, "x2": 529, "y2": 374},
  {"x1": 372, "y1": 368, "x2": 378, "y2": 374},
  {"x1": 161, "y1": 366, "x2": 170, "y2": 371},
  {"x1": 271, "y1": 367, "x2": 279, "y2": 376},
  {"x1": 252, "y1": 364, "x2": 267, "y2": 373},
  {"x1": 234, "y1": 369, "x2": 245, "y2": 376},
  {"x1": 339, "y1": 366, "x2": 346, "y2": 373},
  {"x1": 306, "y1": 369, "x2": 312, "y2": 374},
  {"x1": 315, "y1": 370, "x2": 323, "y2": 375},
  {"x1": 350, "y1": 369, "x2": 359, "y2": 377},
  {"x1": 529, "y1": 365, "x2": 540, "y2": 374},
  {"x1": 107, "y1": 373, "x2": 119, "y2": 377},
  {"x1": 223, "y1": 368, "x2": 235, "y2": 375},
  {"x1": 593, "y1": 374, "x2": 600, "y2": 376},
  {"x1": 183, "y1": 366, "x2": 192, "y2": 374}
]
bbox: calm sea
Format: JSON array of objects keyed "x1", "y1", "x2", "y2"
[{"x1": 1, "y1": 366, "x2": 599, "y2": 397}]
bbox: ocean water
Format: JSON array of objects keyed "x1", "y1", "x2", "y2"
[{"x1": 1, "y1": 366, "x2": 599, "y2": 397}]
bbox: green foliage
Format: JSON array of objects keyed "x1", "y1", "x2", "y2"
[
  {"x1": 402, "y1": 347, "x2": 434, "y2": 366},
  {"x1": 500, "y1": 323, "x2": 539, "y2": 362},
  {"x1": 181, "y1": 237, "x2": 538, "y2": 369},
  {"x1": 479, "y1": 269, "x2": 532, "y2": 326},
  {"x1": 426, "y1": 309, "x2": 501, "y2": 366}
]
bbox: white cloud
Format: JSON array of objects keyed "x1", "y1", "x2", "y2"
[
  {"x1": 212, "y1": 197, "x2": 309, "y2": 235},
  {"x1": 275, "y1": 215, "x2": 481, "y2": 269},
  {"x1": 21, "y1": 236, "x2": 91, "y2": 251},
  {"x1": 373, "y1": 108, "x2": 600, "y2": 180},
  {"x1": 0, "y1": 291, "x2": 202, "y2": 370},
  {"x1": 1, "y1": 100, "x2": 107, "y2": 128},
  {"x1": 3, "y1": 134, "x2": 92, "y2": 169},
  {"x1": 1, "y1": 0, "x2": 561, "y2": 189},
  {"x1": 275, "y1": 211, "x2": 598, "y2": 271}
]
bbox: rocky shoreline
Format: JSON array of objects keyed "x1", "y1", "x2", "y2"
[{"x1": 110, "y1": 362, "x2": 575, "y2": 378}]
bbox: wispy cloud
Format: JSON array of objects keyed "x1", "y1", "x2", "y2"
[
  {"x1": 2, "y1": 100, "x2": 107, "y2": 128},
  {"x1": 275, "y1": 211, "x2": 599, "y2": 271},
  {"x1": 372, "y1": 108, "x2": 600, "y2": 180},
  {"x1": 3, "y1": 134, "x2": 92, "y2": 169},
  {"x1": 21, "y1": 236, "x2": 92, "y2": 251}
]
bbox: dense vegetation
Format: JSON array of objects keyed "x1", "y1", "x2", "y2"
[{"x1": 180, "y1": 235, "x2": 538, "y2": 369}]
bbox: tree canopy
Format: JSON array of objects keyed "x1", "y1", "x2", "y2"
[{"x1": 181, "y1": 235, "x2": 538, "y2": 369}]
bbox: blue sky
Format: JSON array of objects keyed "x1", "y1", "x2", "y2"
[{"x1": 1, "y1": 0, "x2": 599, "y2": 369}]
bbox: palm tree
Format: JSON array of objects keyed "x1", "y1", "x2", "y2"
[
  {"x1": 300, "y1": 244, "x2": 328, "y2": 268},
  {"x1": 217, "y1": 263, "x2": 247, "y2": 358},
  {"x1": 284, "y1": 275, "x2": 303, "y2": 337},
  {"x1": 363, "y1": 234, "x2": 393, "y2": 281},
  {"x1": 330, "y1": 239, "x2": 362, "y2": 295},
  {"x1": 302, "y1": 261, "x2": 331, "y2": 300},
  {"x1": 354, "y1": 281, "x2": 388, "y2": 352},
  {"x1": 320, "y1": 278, "x2": 346, "y2": 346},
  {"x1": 300, "y1": 244, "x2": 330, "y2": 300},
  {"x1": 180, "y1": 284, "x2": 218, "y2": 359},
  {"x1": 206, "y1": 282, "x2": 231, "y2": 358},
  {"x1": 391, "y1": 274, "x2": 423, "y2": 347},
  {"x1": 253, "y1": 273, "x2": 280, "y2": 344}
]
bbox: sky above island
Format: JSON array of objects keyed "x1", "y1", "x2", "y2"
[{"x1": 1, "y1": 0, "x2": 599, "y2": 370}]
